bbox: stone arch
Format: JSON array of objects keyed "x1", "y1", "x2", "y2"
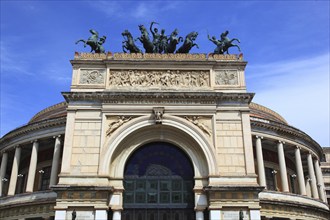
[{"x1": 99, "y1": 115, "x2": 217, "y2": 185}]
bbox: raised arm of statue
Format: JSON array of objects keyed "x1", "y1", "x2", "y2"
[{"x1": 150, "y1": 21, "x2": 159, "y2": 36}]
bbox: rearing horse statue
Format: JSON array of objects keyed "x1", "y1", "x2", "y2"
[
  {"x1": 76, "y1": 29, "x2": 105, "y2": 53},
  {"x1": 166, "y1": 28, "x2": 183, "y2": 53},
  {"x1": 122, "y1": 30, "x2": 142, "y2": 53},
  {"x1": 137, "y1": 24, "x2": 154, "y2": 53},
  {"x1": 176, "y1": 31, "x2": 199, "y2": 53},
  {"x1": 209, "y1": 30, "x2": 241, "y2": 54}
]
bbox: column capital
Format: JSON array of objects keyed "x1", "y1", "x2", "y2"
[
  {"x1": 14, "y1": 145, "x2": 20, "y2": 149},
  {"x1": 295, "y1": 145, "x2": 301, "y2": 150},
  {"x1": 31, "y1": 140, "x2": 38, "y2": 144},
  {"x1": 256, "y1": 135, "x2": 263, "y2": 139},
  {"x1": 0, "y1": 150, "x2": 8, "y2": 155},
  {"x1": 278, "y1": 140, "x2": 285, "y2": 145},
  {"x1": 291, "y1": 174, "x2": 297, "y2": 178},
  {"x1": 53, "y1": 135, "x2": 62, "y2": 139}
]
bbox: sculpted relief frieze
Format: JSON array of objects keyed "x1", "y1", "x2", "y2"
[
  {"x1": 214, "y1": 70, "x2": 239, "y2": 86},
  {"x1": 106, "y1": 116, "x2": 133, "y2": 136},
  {"x1": 109, "y1": 69, "x2": 210, "y2": 89},
  {"x1": 79, "y1": 69, "x2": 106, "y2": 84},
  {"x1": 184, "y1": 116, "x2": 212, "y2": 136}
]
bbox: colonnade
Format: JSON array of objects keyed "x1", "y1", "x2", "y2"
[
  {"x1": 0, "y1": 135, "x2": 62, "y2": 197},
  {"x1": 254, "y1": 136, "x2": 326, "y2": 202}
]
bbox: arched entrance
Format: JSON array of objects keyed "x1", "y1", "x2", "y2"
[{"x1": 122, "y1": 142, "x2": 195, "y2": 220}]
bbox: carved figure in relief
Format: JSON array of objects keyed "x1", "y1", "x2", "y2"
[
  {"x1": 176, "y1": 31, "x2": 199, "y2": 53},
  {"x1": 185, "y1": 116, "x2": 211, "y2": 136},
  {"x1": 106, "y1": 116, "x2": 132, "y2": 136},
  {"x1": 122, "y1": 30, "x2": 142, "y2": 53},
  {"x1": 167, "y1": 29, "x2": 183, "y2": 53},
  {"x1": 76, "y1": 29, "x2": 106, "y2": 53},
  {"x1": 138, "y1": 24, "x2": 154, "y2": 53},
  {"x1": 153, "y1": 107, "x2": 164, "y2": 124},
  {"x1": 215, "y1": 70, "x2": 238, "y2": 85},
  {"x1": 108, "y1": 70, "x2": 210, "y2": 89}
]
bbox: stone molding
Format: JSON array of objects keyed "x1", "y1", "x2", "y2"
[
  {"x1": 62, "y1": 91, "x2": 254, "y2": 105},
  {"x1": 251, "y1": 117, "x2": 323, "y2": 157},
  {"x1": 73, "y1": 52, "x2": 243, "y2": 61},
  {"x1": 0, "y1": 117, "x2": 66, "y2": 148}
]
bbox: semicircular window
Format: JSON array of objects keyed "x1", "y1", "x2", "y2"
[{"x1": 122, "y1": 142, "x2": 195, "y2": 220}]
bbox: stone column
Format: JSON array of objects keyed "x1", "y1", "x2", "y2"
[
  {"x1": 8, "y1": 146, "x2": 22, "y2": 195},
  {"x1": 196, "y1": 211, "x2": 204, "y2": 220},
  {"x1": 112, "y1": 210, "x2": 121, "y2": 220},
  {"x1": 54, "y1": 210, "x2": 66, "y2": 220},
  {"x1": 294, "y1": 146, "x2": 306, "y2": 195},
  {"x1": 210, "y1": 210, "x2": 221, "y2": 220},
  {"x1": 255, "y1": 136, "x2": 266, "y2": 188},
  {"x1": 250, "y1": 210, "x2": 261, "y2": 220},
  {"x1": 95, "y1": 210, "x2": 108, "y2": 219},
  {"x1": 0, "y1": 152, "x2": 8, "y2": 197},
  {"x1": 307, "y1": 153, "x2": 319, "y2": 199},
  {"x1": 314, "y1": 159, "x2": 326, "y2": 202},
  {"x1": 277, "y1": 141, "x2": 289, "y2": 192},
  {"x1": 50, "y1": 135, "x2": 62, "y2": 187},
  {"x1": 26, "y1": 140, "x2": 39, "y2": 192}
]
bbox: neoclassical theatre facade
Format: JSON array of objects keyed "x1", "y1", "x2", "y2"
[{"x1": 0, "y1": 53, "x2": 329, "y2": 220}]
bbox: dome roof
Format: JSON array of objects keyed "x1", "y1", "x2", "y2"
[
  {"x1": 28, "y1": 102, "x2": 67, "y2": 124},
  {"x1": 249, "y1": 102, "x2": 287, "y2": 124},
  {"x1": 28, "y1": 101, "x2": 287, "y2": 125}
]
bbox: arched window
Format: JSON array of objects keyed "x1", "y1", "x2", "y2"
[{"x1": 122, "y1": 142, "x2": 195, "y2": 220}]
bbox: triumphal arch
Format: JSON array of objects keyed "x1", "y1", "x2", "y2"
[{"x1": 53, "y1": 52, "x2": 262, "y2": 220}]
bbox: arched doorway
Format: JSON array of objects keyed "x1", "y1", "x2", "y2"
[{"x1": 122, "y1": 142, "x2": 195, "y2": 220}]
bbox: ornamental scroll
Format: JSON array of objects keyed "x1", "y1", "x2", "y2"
[
  {"x1": 109, "y1": 69, "x2": 210, "y2": 88},
  {"x1": 79, "y1": 69, "x2": 106, "y2": 84}
]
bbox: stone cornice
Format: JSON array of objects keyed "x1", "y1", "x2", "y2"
[
  {"x1": 62, "y1": 91, "x2": 254, "y2": 106},
  {"x1": 251, "y1": 116, "x2": 323, "y2": 156},
  {"x1": 72, "y1": 52, "x2": 244, "y2": 62},
  {"x1": 0, "y1": 117, "x2": 66, "y2": 148}
]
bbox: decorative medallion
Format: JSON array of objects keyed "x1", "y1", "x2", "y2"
[
  {"x1": 214, "y1": 70, "x2": 238, "y2": 85},
  {"x1": 79, "y1": 69, "x2": 106, "y2": 84}
]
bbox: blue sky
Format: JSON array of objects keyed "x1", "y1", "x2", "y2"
[{"x1": 1, "y1": 1, "x2": 329, "y2": 146}]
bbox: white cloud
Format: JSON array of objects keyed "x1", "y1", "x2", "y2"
[
  {"x1": 88, "y1": 1, "x2": 181, "y2": 21},
  {"x1": 247, "y1": 53, "x2": 330, "y2": 146}
]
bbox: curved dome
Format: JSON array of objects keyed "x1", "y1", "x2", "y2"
[
  {"x1": 249, "y1": 102, "x2": 287, "y2": 124},
  {"x1": 28, "y1": 102, "x2": 67, "y2": 124},
  {"x1": 27, "y1": 101, "x2": 287, "y2": 125}
]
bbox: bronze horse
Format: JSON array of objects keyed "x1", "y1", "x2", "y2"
[
  {"x1": 166, "y1": 28, "x2": 183, "y2": 53},
  {"x1": 122, "y1": 30, "x2": 142, "y2": 53},
  {"x1": 219, "y1": 30, "x2": 241, "y2": 54},
  {"x1": 76, "y1": 29, "x2": 106, "y2": 53},
  {"x1": 137, "y1": 24, "x2": 154, "y2": 53},
  {"x1": 176, "y1": 31, "x2": 199, "y2": 53}
]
